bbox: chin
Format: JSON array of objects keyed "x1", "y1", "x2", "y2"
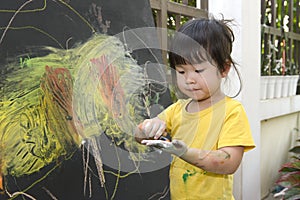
[{"x1": 190, "y1": 95, "x2": 211, "y2": 102}]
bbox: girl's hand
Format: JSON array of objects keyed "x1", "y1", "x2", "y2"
[
  {"x1": 138, "y1": 117, "x2": 166, "y2": 140},
  {"x1": 141, "y1": 139, "x2": 188, "y2": 157}
]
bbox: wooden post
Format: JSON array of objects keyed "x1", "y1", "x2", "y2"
[{"x1": 160, "y1": 0, "x2": 168, "y2": 65}]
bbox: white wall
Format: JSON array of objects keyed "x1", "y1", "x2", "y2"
[
  {"x1": 208, "y1": 0, "x2": 261, "y2": 199},
  {"x1": 261, "y1": 113, "x2": 299, "y2": 198}
]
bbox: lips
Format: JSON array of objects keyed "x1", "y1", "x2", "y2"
[{"x1": 186, "y1": 88, "x2": 201, "y2": 91}]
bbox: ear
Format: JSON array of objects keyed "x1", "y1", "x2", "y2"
[{"x1": 221, "y1": 60, "x2": 231, "y2": 77}]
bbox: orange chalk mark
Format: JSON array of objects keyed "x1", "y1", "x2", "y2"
[
  {"x1": 138, "y1": 123, "x2": 143, "y2": 130},
  {"x1": 0, "y1": 175, "x2": 3, "y2": 190},
  {"x1": 90, "y1": 56, "x2": 125, "y2": 118}
]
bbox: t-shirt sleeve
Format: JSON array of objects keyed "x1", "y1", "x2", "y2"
[
  {"x1": 157, "y1": 100, "x2": 183, "y2": 135},
  {"x1": 217, "y1": 104, "x2": 255, "y2": 152}
]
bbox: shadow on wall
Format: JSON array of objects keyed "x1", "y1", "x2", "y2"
[{"x1": 297, "y1": 76, "x2": 300, "y2": 95}]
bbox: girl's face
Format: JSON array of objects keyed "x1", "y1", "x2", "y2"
[{"x1": 175, "y1": 61, "x2": 227, "y2": 102}]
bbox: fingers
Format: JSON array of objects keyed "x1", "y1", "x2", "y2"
[
  {"x1": 141, "y1": 139, "x2": 187, "y2": 157},
  {"x1": 139, "y1": 118, "x2": 166, "y2": 139},
  {"x1": 155, "y1": 124, "x2": 167, "y2": 139},
  {"x1": 134, "y1": 123, "x2": 147, "y2": 143},
  {"x1": 141, "y1": 140, "x2": 170, "y2": 148}
]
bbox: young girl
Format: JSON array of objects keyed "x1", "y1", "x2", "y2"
[{"x1": 135, "y1": 17, "x2": 255, "y2": 199}]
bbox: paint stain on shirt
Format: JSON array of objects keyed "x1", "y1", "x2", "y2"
[{"x1": 182, "y1": 169, "x2": 197, "y2": 183}]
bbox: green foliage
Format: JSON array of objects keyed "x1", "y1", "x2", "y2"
[
  {"x1": 261, "y1": 0, "x2": 299, "y2": 76},
  {"x1": 290, "y1": 146, "x2": 300, "y2": 154},
  {"x1": 275, "y1": 129, "x2": 300, "y2": 199},
  {"x1": 152, "y1": 0, "x2": 196, "y2": 31}
]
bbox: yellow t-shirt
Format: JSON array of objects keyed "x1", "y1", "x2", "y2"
[{"x1": 158, "y1": 97, "x2": 255, "y2": 200}]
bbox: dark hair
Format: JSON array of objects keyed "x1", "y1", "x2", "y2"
[{"x1": 169, "y1": 16, "x2": 242, "y2": 97}]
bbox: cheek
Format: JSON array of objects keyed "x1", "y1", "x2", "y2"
[
  {"x1": 204, "y1": 76, "x2": 222, "y2": 91},
  {"x1": 200, "y1": 74, "x2": 219, "y2": 88},
  {"x1": 176, "y1": 75, "x2": 185, "y2": 85}
]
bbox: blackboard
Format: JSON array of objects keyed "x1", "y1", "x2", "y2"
[{"x1": 0, "y1": 0, "x2": 172, "y2": 199}]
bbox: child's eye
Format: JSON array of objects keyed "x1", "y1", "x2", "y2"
[
  {"x1": 177, "y1": 70, "x2": 185, "y2": 74},
  {"x1": 195, "y1": 69, "x2": 205, "y2": 73}
]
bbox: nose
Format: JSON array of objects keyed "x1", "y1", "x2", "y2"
[{"x1": 185, "y1": 72, "x2": 196, "y2": 84}]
